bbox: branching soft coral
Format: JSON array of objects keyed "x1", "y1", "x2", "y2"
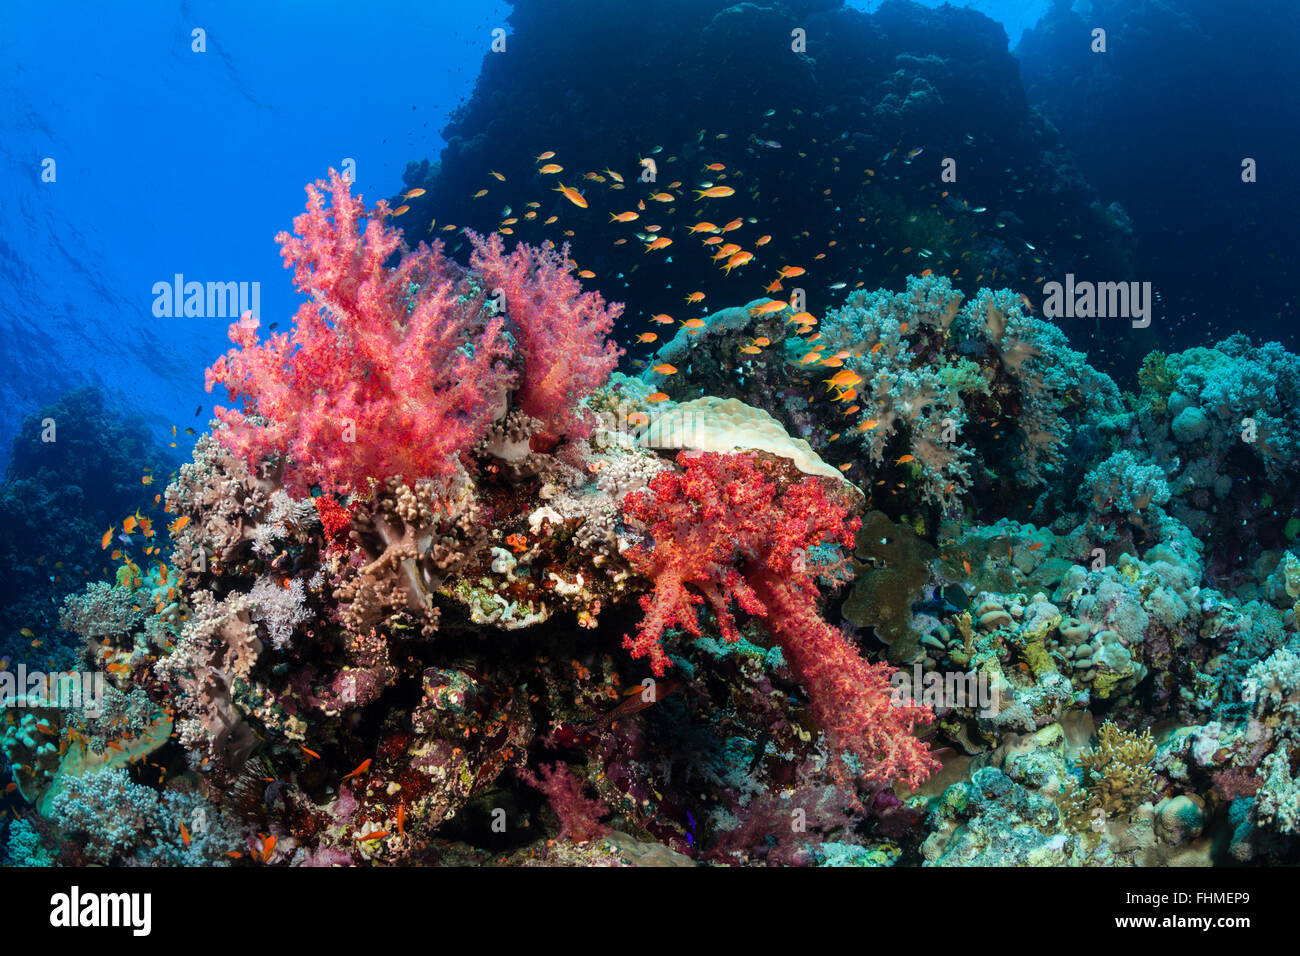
[
  {"x1": 206, "y1": 169, "x2": 514, "y2": 495},
  {"x1": 468, "y1": 230, "x2": 622, "y2": 443},
  {"x1": 621, "y1": 451, "x2": 937, "y2": 789}
]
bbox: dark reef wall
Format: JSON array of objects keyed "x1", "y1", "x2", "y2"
[{"x1": 408, "y1": 0, "x2": 1134, "y2": 365}]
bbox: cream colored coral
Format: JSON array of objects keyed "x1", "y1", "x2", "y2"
[{"x1": 638, "y1": 396, "x2": 860, "y2": 496}]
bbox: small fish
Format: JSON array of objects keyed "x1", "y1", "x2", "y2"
[
  {"x1": 397, "y1": 803, "x2": 406, "y2": 836},
  {"x1": 357, "y1": 830, "x2": 389, "y2": 842},
  {"x1": 651, "y1": 363, "x2": 678, "y2": 375},
  {"x1": 101, "y1": 527, "x2": 115, "y2": 550},
  {"x1": 684, "y1": 291, "x2": 705, "y2": 304},
  {"x1": 301, "y1": 745, "x2": 321, "y2": 760},
  {"x1": 649, "y1": 192, "x2": 675, "y2": 203},
  {"x1": 554, "y1": 184, "x2": 587, "y2": 208},
  {"x1": 536, "y1": 151, "x2": 556, "y2": 161},
  {"x1": 681, "y1": 318, "x2": 706, "y2": 330},
  {"x1": 180, "y1": 822, "x2": 191, "y2": 848},
  {"x1": 722, "y1": 250, "x2": 753, "y2": 273},
  {"x1": 646, "y1": 392, "x2": 670, "y2": 403},
  {"x1": 694, "y1": 185, "x2": 735, "y2": 199},
  {"x1": 635, "y1": 332, "x2": 658, "y2": 343},
  {"x1": 644, "y1": 236, "x2": 673, "y2": 252},
  {"x1": 342, "y1": 758, "x2": 372, "y2": 781},
  {"x1": 472, "y1": 189, "x2": 489, "y2": 198},
  {"x1": 858, "y1": 419, "x2": 880, "y2": 432},
  {"x1": 649, "y1": 313, "x2": 675, "y2": 325},
  {"x1": 490, "y1": 170, "x2": 505, "y2": 181},
  {"x1": 391, "y1": 204, "x2": 410, "y2": 217},
  {"x1": 168, "y1": 516, "x2": 190, "y2": 534},
  {"x1": 896, "y1": 454, "x2": 915, "y2": 465},
  {"x1": 403, "y1": 187, "x2": 426, "y2": 199},
  {"x1": 750, "y1": 299, "x2": 787, "y2": 316},
  {"x1": 626, "y1": 411, "x2": 650, "y2": 427},
  {"x1": 610, "y1": 211, "x2": 639, "y2": 222}
]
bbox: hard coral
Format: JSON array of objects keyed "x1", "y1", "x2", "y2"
[
  {"x1": 621, "y1": 451, "x2": 937, "y2": 789},
  {"x1": 206, "y1": 169, "x2": 514, "y2": 495}
]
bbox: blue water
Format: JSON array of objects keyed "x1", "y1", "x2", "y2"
[{"x1": 1, "y1": 0, "x2": 508, "y2": 458}]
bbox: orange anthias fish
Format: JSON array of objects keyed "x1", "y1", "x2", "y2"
[
  {"x1": 536, "y1": 151, "x2": 556, "y2": 161},
  {"x1": 397, "y1": 803, "x2": 406, "y2": 836},
  {"x1": 681, "y1": 318, "x2": 706, "y2": 330},
  {"x1": 610, "y1": 211, "x2": 638, "y2": 222},
  {"x1": 539, "y1": 163, "x2": 563, "y2": 174},
  {"x1": 649, "y1": 314, "x2": 675, "y2": 325},
  {"x1": 554, "y1": 184, "x2": 587, "y2": 208},
  {"x1": 391, "y1": 204, "x2": 410, "y2": 217},
  {"x1": 778, "y1": 265, "x2": 806, "y2": 278},
  {"x1": 651, "y1": 364, "x2": 678, "y2": 375},
  {"x1": 684, "y1": 292, "x2": 705, "y2": 304},
  {"x1": 342, "y1": 758, "x2": 372, "y2": 781},
  {"x1": 180, "y1": 821, "x2": 191, "y2": 848},
  {"x1": 646, "y1": 392, "x2": 670, "y2": 403},
  {"x1": 824, "y1": 369, "x2": 864, "y2": 391},
  {"x1": 644, "y1": 237, "x2": 673, "y2": 252},
  {"x1": 722, "y1": 250, "x2": 753, "y2": 273},
  {"x1": 101, "y1": 527, "x2": 115, "y2": 550},
  {"x1": 357, "y1": 830, "x2": 389, "y2": 842},
  {"x1": 895, "y1": 454, "x2": 916, "y2": 465},
  {"x1": 749, "y1": 299, "x2": 787, "y2": 316},
  {"x1": 635, "y1": 332, "x2": 658, "y2": 343},
  {"x1": 694, "y1": 185, "x2": 735, "y2": 199},
  {"x1": 404, "y1": 187, "x2": 426, "y2": 199},
  {"x1": 260, "y1": 835, "x2": 277, "y2": 863}
]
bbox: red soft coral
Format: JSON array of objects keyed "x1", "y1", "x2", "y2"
[
  {"x1": 621, "y1": 452, "x2": 937, "y2": 790},
  {"x1": 205, "y1": 170, "x2": 514, "y2": 495},
  {"x1": 467, "y1": 230, "x2": 622, "y2": 444}
]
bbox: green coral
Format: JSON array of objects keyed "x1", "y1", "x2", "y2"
[{"x1": 842, "y1": 511, "x2": 936, "y2": 663}]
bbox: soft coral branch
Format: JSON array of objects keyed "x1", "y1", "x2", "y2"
[
  {"x1": 205, "y1": 170, "x2": 514, "y2": 495},
  {"x1": 467, "y1": 230, "x2": 622, "y2": 443},
  {"x1": 621, "y1": 452, "x2": 937, "y2": 790}
]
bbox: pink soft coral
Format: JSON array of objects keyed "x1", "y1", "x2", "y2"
[
  {"x1": 205, "y1": 170, "x2": 514, "y2": 495},
  {"x1": 467, "y1": 230, "x2": 622, "y2": 444},
  {"x1": 621, "y1": 452, "x2": 937, "y2": 790}
]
